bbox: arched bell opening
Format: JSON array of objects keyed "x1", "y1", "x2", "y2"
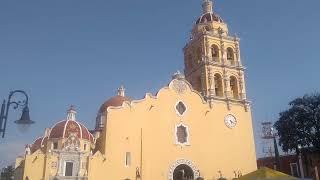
[
  {"x1": 211, "y1": 44, "x2": 220, "y2": 62},
  {"x1": 226, "y1": 47, "x2": 235, "y2": 65},
  {"x1": 230, "y1": 76, "x2": 239, "y2": 99},
  {"x1": 214, "y1": 73, "x2": 224, "y2": 97}
]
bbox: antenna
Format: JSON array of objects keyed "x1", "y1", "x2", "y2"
[{"x1": 261, "y1": 122, "x2": 276, "y2": 157}]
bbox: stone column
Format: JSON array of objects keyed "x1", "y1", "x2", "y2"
[
  {"x1": 224, "y1": 74, "x2": 231, "y2": 98},
  {"x1": 207, "y1": 67, "x2": 215, "y2": 97},
  {"x1": 238, "y1": 71, "x2": 246, "y2": 100},
  {"x1": 220, "y1": 40, "x2": 226, "y2": 65},
  {"x1": 234, "y1": 39, "x2": 242, "y2": 67}
]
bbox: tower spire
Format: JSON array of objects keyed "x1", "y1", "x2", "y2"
[{"x1": 202, "y1": 0, "x2": 213, "y2": 14}]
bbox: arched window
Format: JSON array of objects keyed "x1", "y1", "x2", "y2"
[
  {"x1": 211, "y1": 44, "x2": 219, "y2": 61},
  {"x1": 230, "y1": 76, "x2": 239, "y2": 99},
  {"x1": 227, "y1": 47, "x2": 235, "y2": 65},
  {"x1": 214, "y1": 74, "x2": 223, "y2": 97}
]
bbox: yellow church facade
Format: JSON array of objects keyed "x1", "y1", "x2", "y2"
[{"x1": 14, "y1": 1, "x2": 257, "y2": 180}]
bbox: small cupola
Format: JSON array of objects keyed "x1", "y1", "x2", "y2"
[
  {"x1": 66, "y1": 105, "x2": 77, "y2": 121},
  {"x1": 202, "y1": 0, "x2": 213, "y2": 14},
  {"x1": 117, "y1": 85, "x2": 125, "y2": 97}
]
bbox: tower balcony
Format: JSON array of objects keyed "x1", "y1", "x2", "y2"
[{"x1": 203, "y1": 56, "x2": 245, "y2": 70}]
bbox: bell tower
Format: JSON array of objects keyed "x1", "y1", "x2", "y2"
[{"x1": 183, "y1": 0, "x2": 248, "y2": 109}]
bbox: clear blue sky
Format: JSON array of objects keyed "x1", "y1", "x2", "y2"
[{"x1": 1, "y1": 0, "x2": 320, "y2": 167}]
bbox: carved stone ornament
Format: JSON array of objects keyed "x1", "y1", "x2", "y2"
[
  {"x1": 172, "y1": 80, "x2": 188, "y2": 94},
  {"x1": 63, "y1": 133, "x2": 80, "y2": 151},
  {"x1": 168, "y1": 159, "x2": 200, "y2": 180}
]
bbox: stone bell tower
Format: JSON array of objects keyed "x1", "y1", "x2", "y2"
[{"x1": 183, "y1": 0, "x2": 249, "y2": 109}]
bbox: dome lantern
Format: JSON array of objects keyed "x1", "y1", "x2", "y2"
[
  {"x1": 202, "y1": 0, "x2": 213, "y2": 14},
  {"x1": 66, "y1": 105, "x2": 77, "y2": 121},
  {"x1": 117, "y1": 85, "x2": 125, "y2": 97}
]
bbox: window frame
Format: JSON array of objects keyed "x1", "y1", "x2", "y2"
[
  {"x1": 64, "y1": 161, "x2": 74, "y2": 177},
  {"x1": 175, "y1": 101, "x2": 187, "y2": 116},
  {"x1": 125, "y1": 152, "x2": 131, "y2": 167},
  {"x1": 175, "y1": 123, "x2": 190, "y2": 146}
]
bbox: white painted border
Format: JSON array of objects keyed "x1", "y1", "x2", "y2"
[
  {"x1": 175, "y1": 123, "x2": 190, "y2": 146},
  {"x1": 168, "y1": 159, "x2": 200, "y2": 180},
  {"x1": 174, "y1": 100, "x2": 187, "y2": 117}
]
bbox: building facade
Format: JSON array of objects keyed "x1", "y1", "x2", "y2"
[{"x1": 15, "y1": 1, "x2": 257, "y2": 179}]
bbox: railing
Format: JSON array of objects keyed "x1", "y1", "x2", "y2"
[{"x1": 203, "y1": 57, "x2": 243, "y2": 69}]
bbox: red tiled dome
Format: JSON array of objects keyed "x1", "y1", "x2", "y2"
[
  {"x1": 31, "y1": 136, "x2": 47, "y2": 153},
  {"x1": 98, "y1": 95, "x2": 132, "y2": 113},
  {"x1": 48, "y1": 120, "x2": 94, "y2": 143}
]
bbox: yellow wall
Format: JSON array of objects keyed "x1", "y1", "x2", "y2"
[
  {"x1": 89, "y1": 79, "x2": 256, "y2": 180},
  {"x1": 22, "y1": 151, "x2": 45, "y2": 180}
]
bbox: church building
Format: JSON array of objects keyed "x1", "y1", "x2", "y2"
[{"x1": 15, "y1": 1, "x2": 257, "y2": 179}]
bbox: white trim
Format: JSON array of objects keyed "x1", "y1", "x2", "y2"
[
  {"x1": 48, "y1": 120, "x2": 66, "y2": 138},
  {"x1": 62, "y1": 120, "x2": 69, "y2": 138},
  {"x1": 76, "y1": 121, "x2": 83, "y2": 139},
  {"x1": 174, "y1": 101, "x2": 187, "y2": 116},
  {"x1": 175, "y1": 123, "x2": 190, "y2": 146},
  {"x1": 168, "y1": 159, "x2": 200, "y2": 180}
]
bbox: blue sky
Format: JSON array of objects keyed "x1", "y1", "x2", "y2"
[{"x1": 1, "y1": 0, "x2": 320, "y2": 167}]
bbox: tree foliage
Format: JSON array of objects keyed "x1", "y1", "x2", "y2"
[
  {"x1": 274, "y1": 93, "x2": 320, "y2": 152},
  {"x1": 0, "y1": 165, "x2": 14, "y2": 180}
]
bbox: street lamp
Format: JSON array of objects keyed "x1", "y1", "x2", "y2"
[
  {"x1": 0, "y1": 90, "x2": 34, "y2": 138},
  {"x1": 298, "y1": 145, "x2": 305, "y2": 178}
]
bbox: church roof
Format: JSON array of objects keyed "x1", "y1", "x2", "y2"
[
  {"x1": 30, "y1": 136, "x2": 48, "y2": 153},
  {"x1": 48, "y1": 120, "x2": 94, "y2": 142},
  {"x1": 98, "y1": 95, "x2": 132, "y2": 113},
  {"x1": 98, "y1": 86, "x2": 132, "y2": 114},
  {"x1": 48, "y1": 106, "x2": 94, "y2": 142},
  {"x1": 196, "y1": 12, "x2": 223, "y2": 24}
]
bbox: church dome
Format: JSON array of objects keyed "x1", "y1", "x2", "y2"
[
  {"x1": 48, "y1": 106, "x2": 94, "y2": 143},
  {"x1": 98, "y1": 95, "x2": 132, "y2": 113},
  {"x1": 95, "y1": 86, "x2": 132, "y2": 131},
  {"x1": 98, "y1": 86, "x2": 132, "y2": 114},
  {"x1": 195, "y1": 0, "x2": 223, "y2": 24},
  {"x1": 30, "y1": 136, "x2": 47, "y2": 153},
  {"x1": 196, "y1": 12, "x2": 223, "y2": 24}
]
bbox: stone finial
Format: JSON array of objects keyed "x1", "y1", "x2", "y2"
[
  {"x1": 172, "y1": 71, "x2": 185, "y2": 80},
  {"x1": 67, "y1": 105, "x2": 77, "y2": 121},
  {"x1": 202, "y1": 0, "x2": 213, "y2": 14},
  {"x1": 117, "y1": 85, "x2": 125, "y2": 97}
]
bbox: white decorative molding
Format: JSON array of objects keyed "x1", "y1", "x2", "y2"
[
  {"x1": 171, "y1": 79, "x2": 188, "y2": 94},
  {"x1": 168, "y1": 159, "x2": 200, "y2": 180},
  {"x1": 174, "y1": 101, "x2": 187, "y2": 117},
  {"x1": 174, "y1": 123, "x2": 190, "y2": 146}
]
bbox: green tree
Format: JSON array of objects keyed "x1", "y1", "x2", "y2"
[
  {"x1": 0, "y1": 165, "x2": 14, "y2": 180},
  {"x1": 274, "y1": 93, "x2": 320, "y2": 152}
]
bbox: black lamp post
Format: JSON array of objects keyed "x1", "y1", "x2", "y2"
[{"x1": 0, "y1": 90, "x2": 34, "y2": 138}]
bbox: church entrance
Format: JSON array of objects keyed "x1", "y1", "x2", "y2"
[{"x1": 173, "y1": 164, "x2": 194, "y2": 180}]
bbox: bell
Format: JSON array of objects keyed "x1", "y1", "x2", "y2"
[{"x1": 15, "y1": 105, "x2": 34, "y2": 125}]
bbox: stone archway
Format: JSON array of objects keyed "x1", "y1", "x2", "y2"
[
  {"x1": 168, "y1": 159, "x2": 200, "y2": 180},
  {"x1": 173, "y1": 164, "x2": 194, "y2": 180}
]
